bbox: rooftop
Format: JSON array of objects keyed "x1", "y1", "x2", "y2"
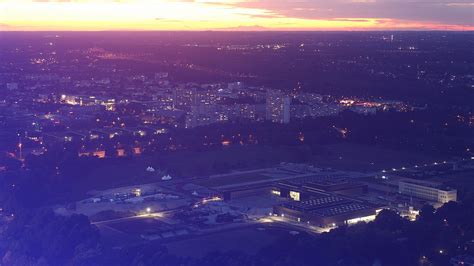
[
  {"x1": 310, "y1": 203, "x2": 374, "y2": 217},
  {"x1": 400, "y1": 179, "x2": 455, "y2": 192}
]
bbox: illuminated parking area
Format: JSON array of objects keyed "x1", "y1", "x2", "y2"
[{"x1": 261, "y1": 213, "x2": 333, "y2": 234}]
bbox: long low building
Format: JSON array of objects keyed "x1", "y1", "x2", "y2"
[
  {"x1": 273, "y1": 191, "x2": 381, "y2": 227},
  {"x1": 271, "y1": 175, "x2": 368, "y2": 202},
  {"x1": 399, "y1": 179, "x2": 457, "y2": 204}
]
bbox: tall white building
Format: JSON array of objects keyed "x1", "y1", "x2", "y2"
[{"x1": 266, "y1": 90, "x2": 291, "y2": 124}]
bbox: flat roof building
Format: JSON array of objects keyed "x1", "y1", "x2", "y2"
[
  {"x1": 399, "y1": 179, "x2": 457, "y2": 204},
  {"x1": 266, "y1": 90, "x2": 290, "y2": 124},
  {"x1": 272, "y1": 175, "x2": 368, "y2": 201},
  {"x1": 273, "y1": 191, "x2": 380, "y2": 227}
]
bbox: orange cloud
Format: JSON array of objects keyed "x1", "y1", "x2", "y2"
[{"x1": 0, "y1": 0, "x2": 472, "y2": 31}]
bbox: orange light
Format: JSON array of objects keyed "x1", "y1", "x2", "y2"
[{"x1": 1, "y1": 1, "x2": 471, "y2": 31}]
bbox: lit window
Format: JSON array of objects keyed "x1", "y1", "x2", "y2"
[{"x1": 289, "y1": 191, "x2": 301, "y2": 201}]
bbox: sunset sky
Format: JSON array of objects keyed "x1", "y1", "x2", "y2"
[{"x1": 0, "y1": 0, "x2": 473, "y2": 31}]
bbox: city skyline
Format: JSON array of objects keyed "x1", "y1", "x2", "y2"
[{"x1": 0, "y1": 0, "x2": 473, "y2": 31}]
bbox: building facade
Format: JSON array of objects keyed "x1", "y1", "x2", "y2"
[
  {"x1": 266, "y1": 90, "x2": 290, "y2": 124},
  {"x1": 399, "y1": 180, "x2": 457, "y2": 203}
]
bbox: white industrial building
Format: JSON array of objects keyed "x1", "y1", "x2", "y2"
[{"x1": 399, "y1": 179, "x2": 457, "y2": 204}]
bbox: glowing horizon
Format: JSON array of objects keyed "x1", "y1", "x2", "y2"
[{"x1": 0, "y1": 0, "x2": 473, "y2": 31}]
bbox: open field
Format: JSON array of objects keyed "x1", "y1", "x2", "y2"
[
  {"x1": 107, "y1": 218, "x2": 173, "y2": 234},
  {"x1": 47, "y1": 142, "x2": 451, "y2": 204},
  {"x1": 46, "y1": 145, "x2": 308, "y2": 203},
  {"x1": 312, "y1": 143, "x2": 447, "y2": 172},
  {"x1": 96, "y1": 224, "x2": 143, "y2": 247},
  {"x1": 165, "y1": 226, "x2": 289, "y2": 258},
  {"x1": 148, "y1": 145, "x2": 310, "y2": 177},
  {"x1": 192, "y1": 172, "x2": 272, "y2": 188}
]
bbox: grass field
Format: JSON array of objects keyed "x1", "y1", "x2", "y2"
[
  {"x1": 50, "y1": 143, "x2": 449, "y2": 204},
  {"x1": 165, "y1": 226, "x2": 288, "y2": 258},
  {"x1": 192, "y1": 172, "x2": 272, "y2": 188},
  {"x1": 148, "y1": 145, "x2": 310, "y2": 177},
  {"x1": 312, "y1": 143, "x2": 446, "y2": 172},
  {"x1": 45, "y1": 145, "x2": 307, "y2": 204},
  {"x1": 107, "y1": 218, "x2": 172, "y2": 234}
]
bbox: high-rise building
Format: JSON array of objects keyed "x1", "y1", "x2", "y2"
[
  {"x1": 173, "y1": 87, "x2": 197, "y2": 109},
  {"x1": 185, "y1": 104, "x2": 223, "y2": 128},
  {"x1": 228, "y1": 82, "x2": 244, "y2": 91},
  {"x1": 266, "y1": 90, "x2": 290, "y2": 124}
]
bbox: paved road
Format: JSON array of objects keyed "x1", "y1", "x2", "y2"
[{"x1": 92, "y1": 209, "x2": 179, "y2": 225}]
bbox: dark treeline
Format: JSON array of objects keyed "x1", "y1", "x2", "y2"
[
  {"x1": 4, "y1": 105, "x2": 472, "y2": 164},
  {"x1": 0, "y1": 107, "x2": 472, "y2": 207},
  {"x1": 1, "y1": 195, "x2": 474, "y2": 266}
]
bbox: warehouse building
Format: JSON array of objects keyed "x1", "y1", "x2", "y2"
[
  {"x1": 273, "y1": 191, "x2": 381, "y2": 227},
  {"x1": 271, "y1": 175, "x2": 368, "y2": 202}
]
